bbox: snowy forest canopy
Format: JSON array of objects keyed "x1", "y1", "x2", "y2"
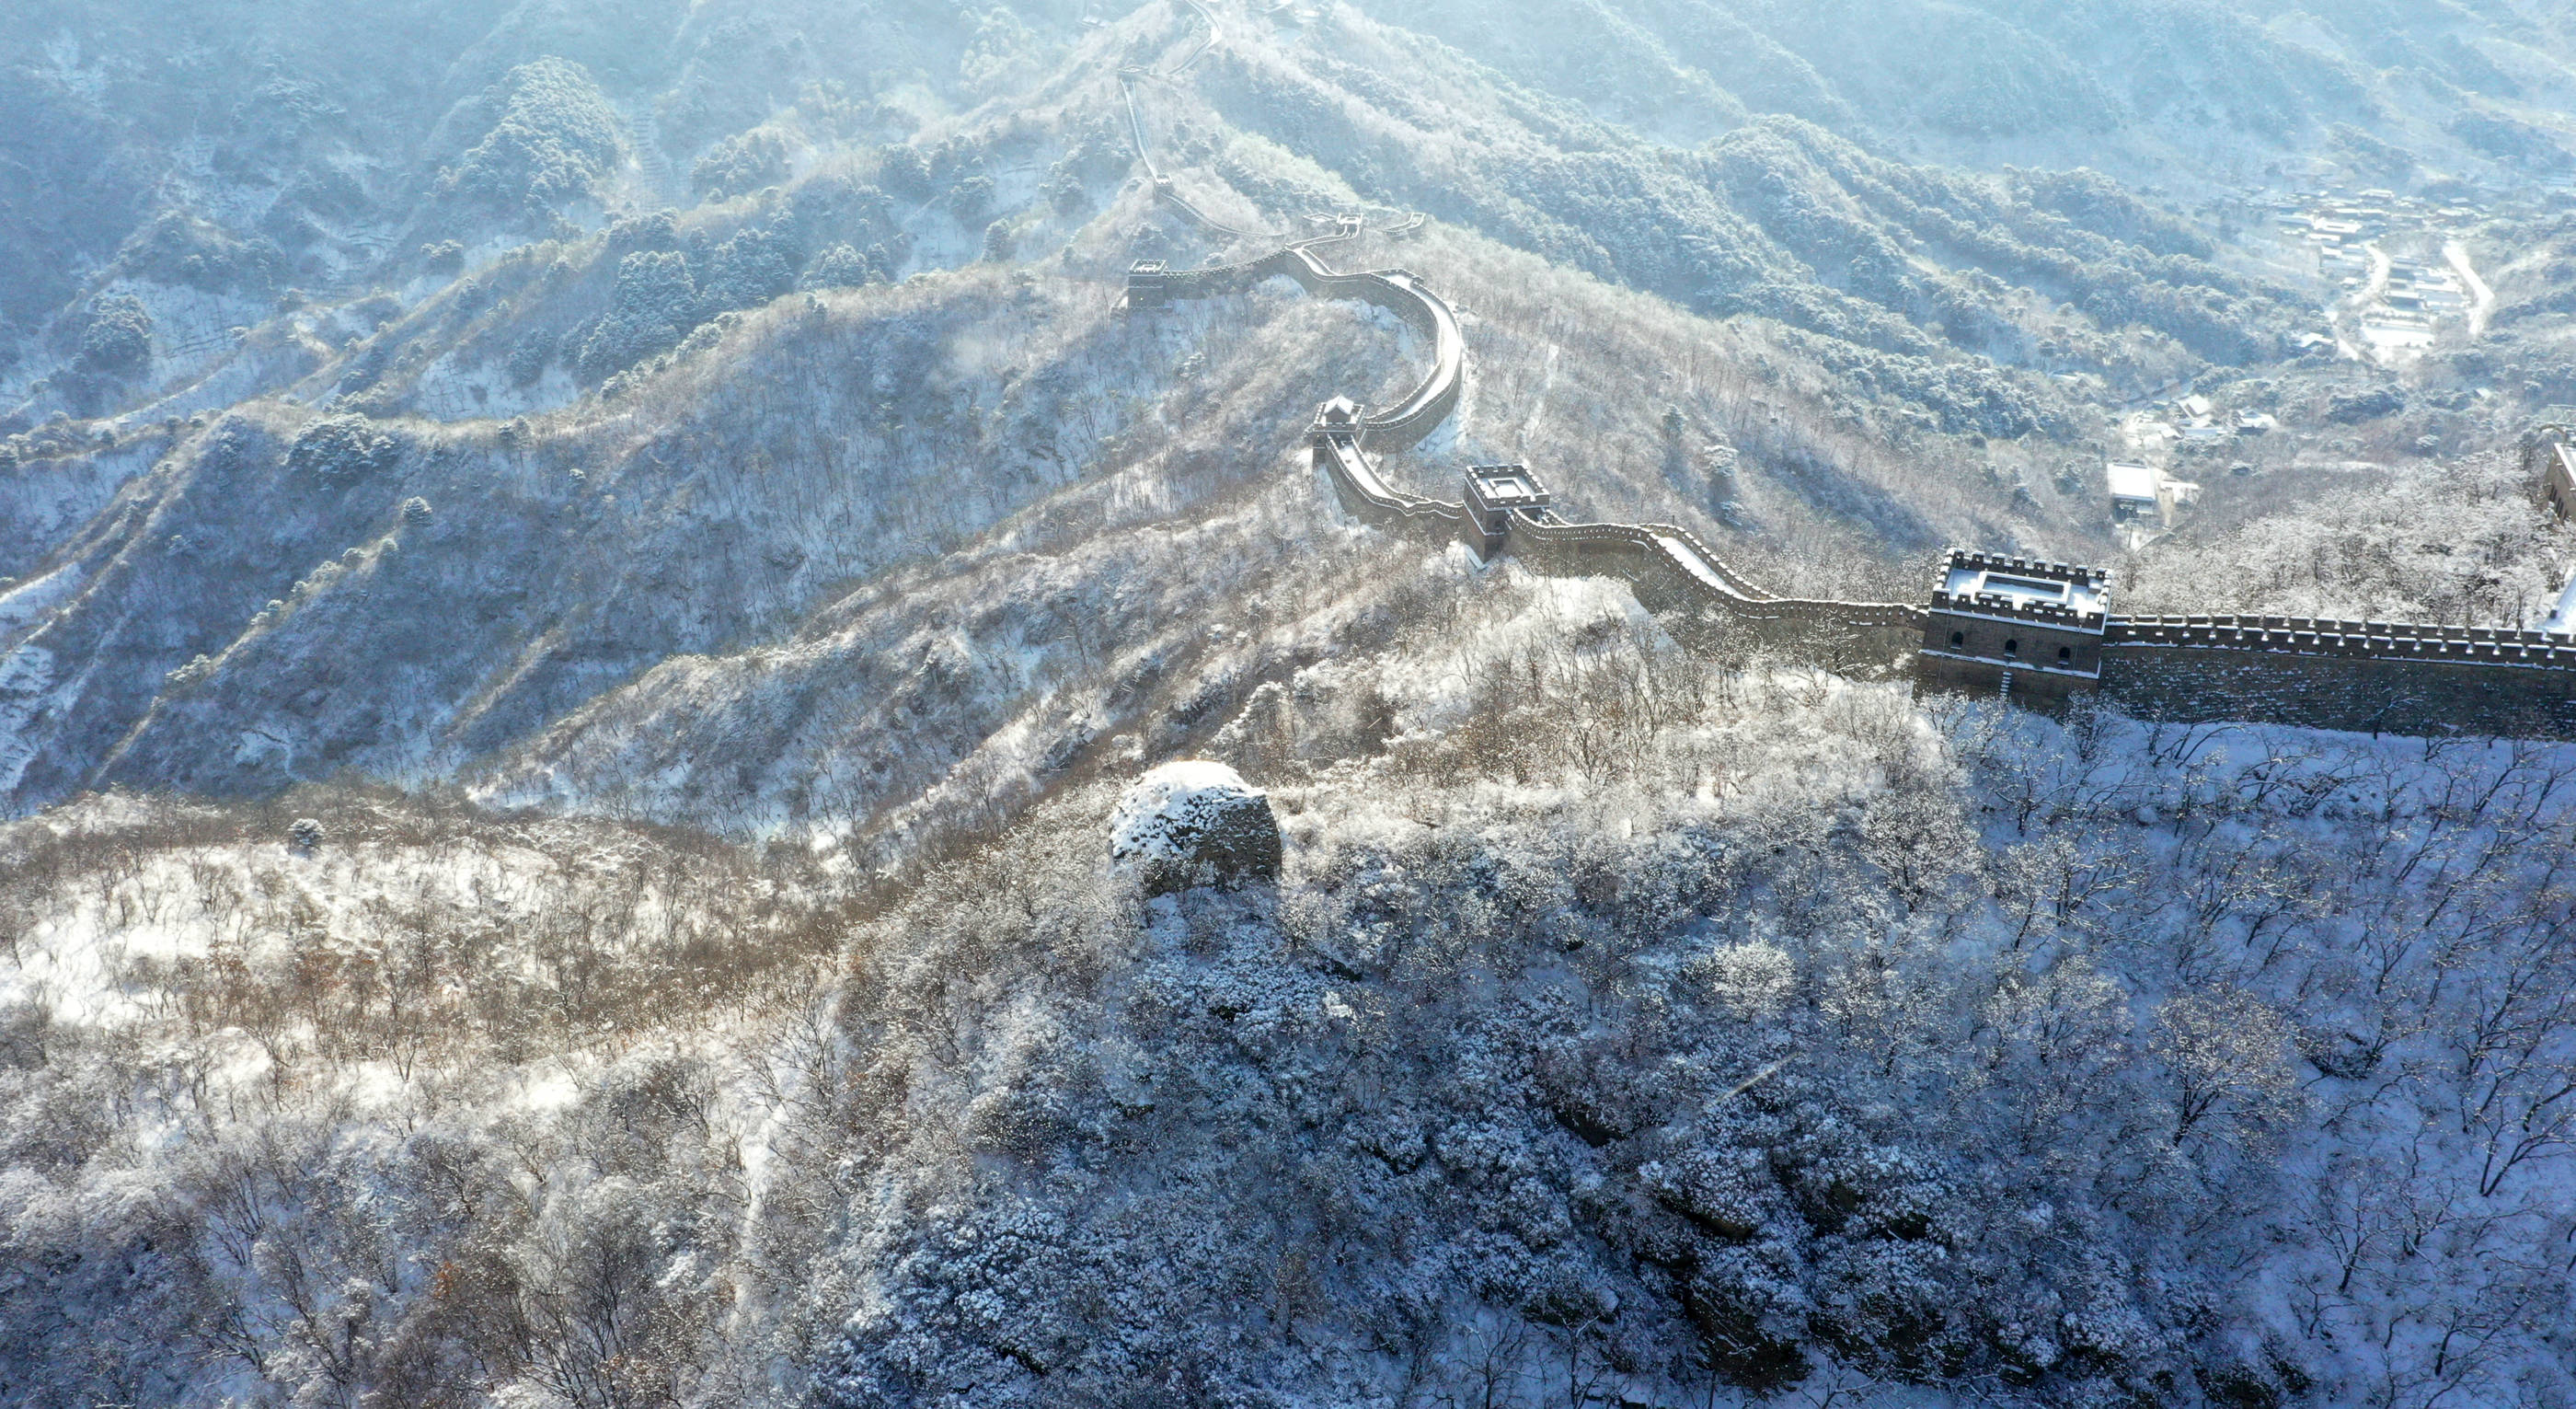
[{"x1": 3, "y1": 1, "x2": 2576, "y2": 1406}]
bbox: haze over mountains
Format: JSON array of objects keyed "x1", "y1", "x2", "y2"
[
  {"x1": 5, "y1": 3, "x2": 2576, "y2": 1407},
  {"x1": 6, "y1": 0, "x2": 2573, "y2": 833}
]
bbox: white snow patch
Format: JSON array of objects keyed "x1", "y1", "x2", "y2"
[{"x1": 1108, "y1": 759, "x2": 1263, "y2": 863}]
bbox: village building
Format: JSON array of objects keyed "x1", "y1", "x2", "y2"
[{"x1": 2107, "y1": 462, "x2": 2162, "y2": 521}]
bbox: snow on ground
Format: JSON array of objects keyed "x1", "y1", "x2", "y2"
[
  {"x1": 408, "y1": 346, "x2": 581, "y2": 420},
  {"x1": 0, "y1": 438, "x2": 147, "y2": 579},
  {"x1": 10, "y1": 612, "x2": 2576, "y2": 1405}
]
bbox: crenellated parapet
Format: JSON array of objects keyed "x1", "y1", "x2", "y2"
[
  {"x1": 1920, "y1": 551, "x2": 2111, "y2": 703},
  {"x1": 2098, "y1": 616, "x2": 2576, "y2": 740},
  {"x1": 1112, "y1": 53, "x2": 2576, "y2": 737},
  {"x1": 2108, "y1": 615, "x2": 2576, "y2": 664},
  {"x1": 1131, "y1": 243, "x2": 1463, "y2": 453},
  {"x1": 1926, "y1": 552, "x2": 2109, "y2": 628},
  {"x1": 1929, "y1": 594, "x2": 2102, "y2": 629}
]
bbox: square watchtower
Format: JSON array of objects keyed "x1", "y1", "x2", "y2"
[
  {"x1": 1308, "y1": 396, "x2": 1365, "y2": 445},
  {"x1": 1463, "y1": 464, "x2": 1550, "y2": 558},
  {"x1": 1125, "y1": 260, "x2": 1172, "y2": 312},
  {"x1": 1920, "y1": 551, "x2": 2110, "y2": 704}
]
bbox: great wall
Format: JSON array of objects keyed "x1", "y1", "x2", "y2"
[{"x1": 1115, "y1": 5, "x2": 2576, "y2": 742}]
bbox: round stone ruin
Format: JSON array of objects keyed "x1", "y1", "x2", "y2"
[{"x1": 1110, "y1": 760, "x2": 1282, "y2": 895}]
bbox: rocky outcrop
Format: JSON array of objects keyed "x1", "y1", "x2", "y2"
[{"x1": 1109, "y1": 760, "x2": 1282, "y2": 895}]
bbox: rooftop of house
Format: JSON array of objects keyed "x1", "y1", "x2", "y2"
[{"x1": 2107, "y1": 462, "x2": 2162, "y2": 502}]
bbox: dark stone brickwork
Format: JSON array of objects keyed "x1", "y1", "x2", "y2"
[{"x1": 2101, "y1": 645, "x2": 2576, "y2": 739}]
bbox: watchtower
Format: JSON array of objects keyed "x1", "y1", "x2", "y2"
[
  {"x1": 1462, "y1": 464, "x2": 1550, "y2": 559},
  {"x1": 1920, "y1": 551, "x2": 2110, "y2": 705},
  {"x1": 1125, "y1": 260, "x2": 1172, "y2": 312},
  {"x1": 1308, "y1": 396, "x2": 1364, "y2": 445}
]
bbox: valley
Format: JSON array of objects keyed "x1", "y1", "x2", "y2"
[{"x1": 2, "y1": 3, "x2": 2575, "y2": 1406}]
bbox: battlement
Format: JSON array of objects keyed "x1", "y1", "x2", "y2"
[
  {"x1": 1918, "y1": 550, "x2": 2113, "y2": 700},
  {"x1": 1928, "y1": 550, "x2": 2110, "y2": 630},
  {"x1": 1124, "y1": 260, "x2": 1173, "y2": 311},
  {"x1": 2108, "y1": 615, "x2": 2576, "y2": 663},
  {"x1": 1928, "y1": 591, "x2": 2108, "y2": 629},
  {"x1": 1461, "y1": 464, "x2": 1551, "y2": 558},
  {"x1": 1464, "y1": 464, "x2": 1548, "y2": 511},
  {"x1": 1941, "y1": 550, "x2": 2109, "y2": 587}
]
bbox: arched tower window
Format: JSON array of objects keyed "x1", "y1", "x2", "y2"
[
  {"x1": 1949, "y1": 630, "x2": 1964, "y2": 648},
  {"x1": 2004, "y1": 638, "x2": 2019, "y2": 659}
]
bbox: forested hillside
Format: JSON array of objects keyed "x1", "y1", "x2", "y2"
[{"x1": 3, "y1": 1, "x2": 2576, "y2": 1405}]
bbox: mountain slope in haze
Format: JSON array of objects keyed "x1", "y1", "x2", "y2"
[
  {"x1": 1356, "y1": 0, "x2": 2576, "y2": 186},
  {"x1": 8, "y1": 3, "x2": 2576, "y2": 1409},
  {"x1": 10, "y1": 0, "x2": 2524, "y2": 833}
]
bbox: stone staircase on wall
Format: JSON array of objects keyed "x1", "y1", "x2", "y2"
[{"x1": 626, "y1": 110, "x2": 682, "y2": 209}]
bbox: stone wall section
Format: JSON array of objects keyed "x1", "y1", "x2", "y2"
[
  {"x1": 2102, "y1": 644, "x2": 2576, "y2": 738},
  {"x1": 1138, "y1": 245, "x2": 1460, "y2": 452},
  {"x1": 1309, "y1": 433, "x2": 1474, "y2": 549},
  {"x1": 2099, "y1": 617, "x2": 2576, "y2": 738},
  {"x1": 1506, "y1": 516, "x2": 1925, "y2": 664},
  {"x1": 1115, "y1": 64, "x2": 2576, "y2": 737}
]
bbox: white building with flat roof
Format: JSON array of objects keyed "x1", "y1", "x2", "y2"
[{"x1": 2108, "y1": 462, "x2": 2161, "y2": 521}]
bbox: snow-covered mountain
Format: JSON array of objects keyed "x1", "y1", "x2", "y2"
[{"x1": 5, "y1": 2, "x2": 2576, "y2": 1405}]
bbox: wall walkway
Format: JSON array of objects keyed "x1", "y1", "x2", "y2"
[{"x1": 1111, "y1": 6, "x2": 2576, "y2": 736}]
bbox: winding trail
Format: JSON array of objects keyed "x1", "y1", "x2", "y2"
[
  {"x1": 2331, "y1": 243, "x2": 2390, "y2": 363},
  {"x1": 2445, "y1": 240, "x2": 2494, "y2": 341}
]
